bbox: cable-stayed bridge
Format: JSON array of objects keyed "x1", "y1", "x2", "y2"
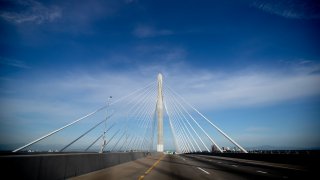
[
  {"x1": 12, "y1": 73, "x2": 247, "y2": 154},
  {"x1": 0, "y1": 74, "x2": 316, "y2": 180}
]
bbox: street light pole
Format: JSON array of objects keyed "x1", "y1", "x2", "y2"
[{"x1": 99, "y1": 96, "x2": 112, "y2": 153}]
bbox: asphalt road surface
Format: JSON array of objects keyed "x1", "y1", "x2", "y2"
[{"x1": 70, "y1": 154, "x2": 313, "y2": 180}]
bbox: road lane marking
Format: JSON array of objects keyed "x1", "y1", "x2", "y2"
[
  {"x1": 257, "y1": 170, "x2": 268, "y2": 174},
  {"x1": 217, "y1": 162, "x2": 222, "y2": 164},
  {"x1": 138, "y1": 155, "x2": 164, "y2": 180},
  {"x1": 197, "y1": 167, "x2": 210, "y2": 174},
  {"x1": 197, "y1": 155, "x2": 305, "y2": 171},
  {"x1": 231, "y1": 165, "x2": 238, "y2": 167}
]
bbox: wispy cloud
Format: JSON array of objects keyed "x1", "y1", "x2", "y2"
[
  {"x1": 162, "y1": 61, "x2": 320, "y2": 110},
  {"x1": 133, "y1": 25, "x2": 173, "y2": 38},
  {"x1": 252, "y1": 0, "x2": 320, "y2": 19},
  {"x1": 124, "y1": 0, "x2": 137, "y2": 4},
  {"x1": 0, "y1": 0, "x2": 62, "y2": 24},
  {"x1": 181, "y1": 71, "x2": 320, "y2": 110},
  {"x1": 1, "y1": 61, "x2": 320, "y2": 147},
  {"x1": 2, "y1": 60, "x2": 319, "y2": 119},
  {"x1": 0, "y1": 57, "x2": 30, "y2": 69},
  {"x1": 245, "y1": 126, "x2": 270, "y2": 133},
  {"x1": 134, "y1": 44, "x2": 187, "y2": 63}
]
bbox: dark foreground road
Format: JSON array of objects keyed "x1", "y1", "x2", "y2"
[{"x1": 70, "y1": 154, "x2": 314, "y2": 180}]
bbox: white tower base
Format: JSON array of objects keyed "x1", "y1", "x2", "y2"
[{"x1": 157, "y1": 144, "x2": 163, "y2": 152}]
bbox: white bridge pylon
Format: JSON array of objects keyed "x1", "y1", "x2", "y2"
[
  {"x1": 156, "y1": 73, "x2": 164, "y2": 152},
  {"x1": 12, "y1": 74, "x2": 247, "y2": 154}
]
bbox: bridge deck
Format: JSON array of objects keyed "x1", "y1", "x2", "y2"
[{"x1": 70, "y1": 154, "x2": 312, "y2": 180}]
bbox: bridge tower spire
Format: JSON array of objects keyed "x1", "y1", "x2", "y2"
[{"x1": 157, "y1": 73, "x2": 164, "y2": 152}]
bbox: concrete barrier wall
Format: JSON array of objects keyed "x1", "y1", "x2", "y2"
[{"x1": 0, "y1": 152, "x2": 158, "y2": 180}]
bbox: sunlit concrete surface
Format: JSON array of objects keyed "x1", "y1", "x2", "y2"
[{"x1": 70, "y1": 154, "x2": 313, "y2": 180}]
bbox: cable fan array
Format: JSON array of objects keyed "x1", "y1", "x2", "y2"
[{"x1": 13, "y1": 77, "x2": 247, "y2": 153}]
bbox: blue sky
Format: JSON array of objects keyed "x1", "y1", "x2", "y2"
[{"x1": 0, "y1": 0, "x2": 320, "y2": 151}]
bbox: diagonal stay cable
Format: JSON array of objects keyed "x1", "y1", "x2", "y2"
[
  {"x1": 168, "y1": 97, "x2": 195, "y2": 152},
  {"x1": 171, "y1": 99, "x2": 199, "y2": 152},
  {"x1": 168, "y1": 86, "x2": 248, "y2": 153},
  {"x1": 165, "y1": 87, "x2": 202, "y2": 152},
  {"x1": 103, "y1": 129, "x2": 121, "y2": 152},
  {"x1": 85, "y1": 123, "x2": 116, "y2": 151},
  {"x1": 60, "y1": 113, "x2": 115, "y2": 152},
  {"x1": 13, "y1": 81, "x2": 155, "y2": 152},
  {"x1": 164, "y1": 86, "x2": 189, "y2": 153},
  {"x1": 164, "y1": 100, "x2": 180, "y2": 153},
  {"x1": 166, "y1": 86, "x2": 221, "y2": 152},
  {"x1": 110, "y1": 131, "x2": 126, "y2": 152}
]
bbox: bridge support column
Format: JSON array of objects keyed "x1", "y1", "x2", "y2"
[{"x1": 157, "y1": 73, "x2": 164, "y2": 152}]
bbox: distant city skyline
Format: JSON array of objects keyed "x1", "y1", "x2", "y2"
[{"x1": 0, "y1": 0, "x2": 319, "y2": 151}]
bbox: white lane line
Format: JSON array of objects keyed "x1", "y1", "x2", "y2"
[
  {"x1": 182, "y1": 158, "x2": 186, "y2": 161},
  {"x1": 217, "y1": 162, "x2": 222, "y2": 164},
  {"x1": 197, "y1": 155, "x2": 304, "y2": 171},
  {"x1": 197, "y1": 167, "x2": 210, "y2": 175},
  {"x1": 231, "y1": 165, "x2": 238, "y2": 167},
  {"x1": 257, "y1": 170, "x2": 268, "y2": 174}
]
